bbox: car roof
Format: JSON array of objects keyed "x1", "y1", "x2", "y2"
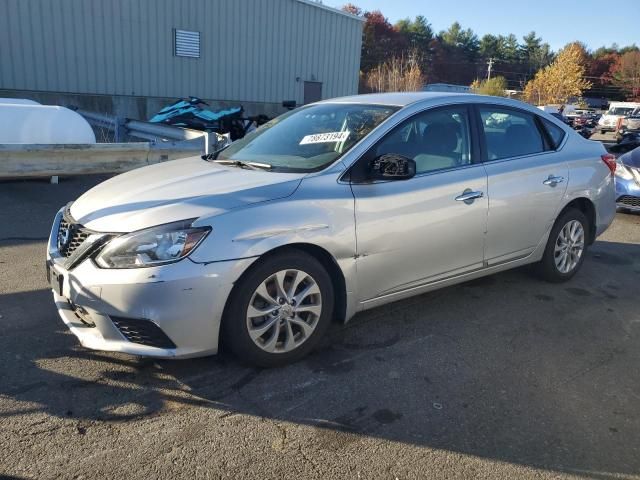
[
  {"x1": 317, "y1": 92, "x2": 541, "y2": 112},
  {"x1": 315, "y1": 92, "x2": 571, "y2": 132},
  {"x1": 318, "y1": 92, "x2": 470, "y2": 107}
]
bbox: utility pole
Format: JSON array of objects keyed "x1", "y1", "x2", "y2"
[{"x1": 487, "y1": 57, "x2": 494, "y2": 80}]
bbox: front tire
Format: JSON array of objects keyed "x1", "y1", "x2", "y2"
[
  {"x1": 222, "y1": 249, "x2": 334, "y2": 367},
  {"x1": 536, "y1": 209, "x2": 589, "y2": 283}
]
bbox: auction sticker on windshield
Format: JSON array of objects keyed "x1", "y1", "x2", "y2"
[{"x1": 300, "y1": 131, "x2": 350, "y2": 145}]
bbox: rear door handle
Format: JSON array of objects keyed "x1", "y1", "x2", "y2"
[
  {"x1": 455, "y1": 190, "x2": 484, "y2": 204},
  {"x1": 543, "y1": 175, "x2": 565, "y2": 186}
]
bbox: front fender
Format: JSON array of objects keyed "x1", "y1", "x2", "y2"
[
  {"x1": 189, "y1": 174, "x2": 359, "y2": 320},
  {"x1": 189, "y1": 174, "x2": 356, "y2": 263}
]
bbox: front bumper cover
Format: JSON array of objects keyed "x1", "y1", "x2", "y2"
[{"x1": 47, "y1": 209, "x2": 256, "y2": 358}]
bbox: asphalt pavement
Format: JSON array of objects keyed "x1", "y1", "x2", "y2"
[{"x1": 1, "y1": 175, "x2": 639, "y2": 480}]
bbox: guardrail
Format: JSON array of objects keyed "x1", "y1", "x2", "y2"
[
  {"x1": 0, "y1": 142, "x2": 200, "y2": 178},
  {"x1": 74, "y1": 109, "x2": 226, "y2": 154},
  {"x1": 0, "y1": 109, "x2": 231, "y2": 180}
]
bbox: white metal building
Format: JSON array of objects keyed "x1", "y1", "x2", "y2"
[{"x1": 0, "y1": 0, "x2": 363, "y2": 117}]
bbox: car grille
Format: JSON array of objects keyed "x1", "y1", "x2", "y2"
[
  {"x1": 111, "y1": 316, "x2": 177, "y2": 349},
  {"x1": 57, "y1": 216, "x2": 91, "y2": 258},
  {"x1": 618, "y1": 195, "x2": 640, "y2": 207}
]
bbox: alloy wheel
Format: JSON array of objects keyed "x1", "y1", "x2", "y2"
[
  {"x1": 554, "y1": 219, "x2": 585, "y2": 274},
  {"x1": 246, "y1": 269, "x2": 322, "y2": 353}
]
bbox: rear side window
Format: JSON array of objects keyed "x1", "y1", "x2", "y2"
[
  {"x1": 540, "y1": 118, "x2": 566, "y2": 149},
  {"x1": 479, "y1": 107, "x2": 545, "y2": 161}
]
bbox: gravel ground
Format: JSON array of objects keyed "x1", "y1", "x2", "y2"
[{"x1": 1, "y1": 176, "x2": 639, "y2": 480}]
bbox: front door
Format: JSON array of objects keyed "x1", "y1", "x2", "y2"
[{"x1": 350, "y1": 105, "x2": 488, "y2": 302}]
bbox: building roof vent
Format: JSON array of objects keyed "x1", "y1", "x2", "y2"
[{"x1": 174, "y1": 29, "x2": 200, "y2": 58}]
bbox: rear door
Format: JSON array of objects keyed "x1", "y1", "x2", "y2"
[{"x1": 476, "y1": 105, "x2": 569, "y2": 265}]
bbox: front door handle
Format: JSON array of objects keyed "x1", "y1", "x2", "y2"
[
  {"x1": 455, "y1": 189, "x2": 484, "y2": 204},
  {"x1": 543, "y1": 175, "x2": 565, "y2": 187}
]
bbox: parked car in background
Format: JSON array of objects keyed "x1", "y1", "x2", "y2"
[
  {"x1": 615, "y1": 146, "x2": 640, "y2": 212},
  {"x1": 565, "y1": 108, "x2": 593, "y2": 127},
  {"x1": 598, "y1": 102, "x2": 640, "y2": 134},
  {"x1": 615, "y1": 107, "x2": 640, "y2": 142},
  {"x1": 574, "y1": 111, "x2": 600, "y2": 129},
  {"x1": 549, "y1": 112, "x2": 571, "y2": 125},
  {"x1": 46, "y1": 93, "x2": 617, "y2": 367}
]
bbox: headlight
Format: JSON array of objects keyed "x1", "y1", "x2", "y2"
[
  {"x1": 615, "y1": 161, "x2": 634, "y2": 180},
  {"x1": 95, "y1": 220, "x2": 210, "y2": 268}
]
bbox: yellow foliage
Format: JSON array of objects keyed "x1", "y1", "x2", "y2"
[
  {"x1": 470, "y1": 76, "x2": 508, "y2": 96},
  {"x1": 523, "y1": 43, "x2": 592, "y2": 105}
]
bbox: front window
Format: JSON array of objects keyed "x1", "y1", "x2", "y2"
[
  {"x1": 372, "y1": 106, "x2": 472, "y2": 174},
  {"x1": 216, "y1": 103, "x2": 399, "y2": 172}
]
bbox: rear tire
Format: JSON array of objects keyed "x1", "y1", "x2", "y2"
[
  {"x1": 536, "y1": 209, "x2": 589, "y2": 283},
  {"x1": 222, "y1": 249, "x2": 334, "y2": 367}
]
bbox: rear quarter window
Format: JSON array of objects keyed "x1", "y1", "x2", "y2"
[{"x1": 541, "y1": 118, "x2": 566, "y2": 150}]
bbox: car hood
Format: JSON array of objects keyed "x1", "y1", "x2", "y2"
[{"x1": 70, "y1": 156, "x2": 304, "y2": 232}]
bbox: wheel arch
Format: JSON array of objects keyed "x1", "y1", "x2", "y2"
[
  {"x1": 558, "y1": 197, "x2": 597, "y2": 244},
  {"x1": 220, "y1": 243, "x2": 348, "y2": 343}
]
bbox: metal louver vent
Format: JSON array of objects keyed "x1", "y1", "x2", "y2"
[{"x1": 174, "y1": 29, "x2": 200, "y2": 58}]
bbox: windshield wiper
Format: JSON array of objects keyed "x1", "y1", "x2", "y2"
[
  {"x1": 212, "y1": 159, "x2": 273, "y2": 171},
  {"x1": 203, "y1": 144, "x2": 230, "y2": 161}
]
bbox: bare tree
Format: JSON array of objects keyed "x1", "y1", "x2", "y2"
[{"x1": 364, "y1": 52, "x2": 424, "y2": 92}]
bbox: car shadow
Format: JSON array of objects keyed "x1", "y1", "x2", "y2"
[{"x1": 1, "y1": 240, "x2": 640, "y2": 479}]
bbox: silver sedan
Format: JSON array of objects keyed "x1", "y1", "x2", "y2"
[{"x1": 47, "y1": 93, "x2": 616, "y2": 366}]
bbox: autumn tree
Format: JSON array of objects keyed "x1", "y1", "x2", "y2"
[
  {"x1": 610, "y1": 51, "x2": 640, "y2": 100},
  {"x1": 471, "y1": 76, "x2": 508, "y2": 96},
  {"x1": 523, "y1": 43, "x2": 592, "y2": 105},
  {"x1": 342, "y1": 3, "x2": 636, "y2": 98},
  {"x1": 359, "y1": 10, "x2": 403, "y2": 72}
]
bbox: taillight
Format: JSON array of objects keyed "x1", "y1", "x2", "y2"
[{"x1": 601, "y1": 153, "x2": 616, "y2": 176}]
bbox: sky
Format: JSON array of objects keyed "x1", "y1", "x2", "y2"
[{"x1": 330, "y1": 0, "x2": 639, "y2": 52}]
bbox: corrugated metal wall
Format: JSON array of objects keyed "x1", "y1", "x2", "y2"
[{"x1": 0, "y1": 0, "x2": 363, "y2": 105}]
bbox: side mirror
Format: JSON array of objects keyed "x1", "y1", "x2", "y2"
[{"x1": 369, "y1": 153, "x2": 416, "y2": 180}]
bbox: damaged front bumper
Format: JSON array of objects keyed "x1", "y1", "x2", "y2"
[{"x1": 47, "y1": 208, "x2": 255, "y2": 358}]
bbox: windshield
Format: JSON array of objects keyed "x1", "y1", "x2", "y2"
[
  {"x1": 608, "y1": 107, "x2": 636, "y2": 116},
  {"x1": 216, "y1": 103, "x2": 399, "y2": 172}
]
